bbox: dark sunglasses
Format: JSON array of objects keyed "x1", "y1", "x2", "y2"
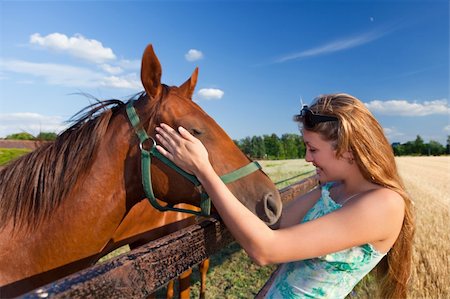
[{"x1": 294, "y1": 105, "x2": 338, "y2": 129}]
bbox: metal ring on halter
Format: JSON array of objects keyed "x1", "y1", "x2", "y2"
[{"x1": 139, "y1": 136, "x2": 156, "y2": 152}]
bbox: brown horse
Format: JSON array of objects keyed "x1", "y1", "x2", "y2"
[{"x1": 0, "y1": 44, "x2": 282, "y2": 297}]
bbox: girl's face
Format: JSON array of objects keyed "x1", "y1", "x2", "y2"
[{"x1": 302, "y1": 130, "x2": 351, "y2": 182}]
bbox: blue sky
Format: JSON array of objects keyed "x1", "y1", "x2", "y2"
[{"x1": 1, "y1": 0, "x2": 449, "y2": 145}]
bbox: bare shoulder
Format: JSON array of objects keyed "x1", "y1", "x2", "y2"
[
  {"x1": 340, "y1": 187, "x2": 406, "y2": 252},
  {"x1": 359, "y1": 188, "x2": 404, "y2": 211},
  {"x1": 351, "y1": 187, "x2": 405, "y2": 227}
]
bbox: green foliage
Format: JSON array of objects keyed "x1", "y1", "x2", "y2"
[
  {"x1": 392, "y1": 135, "x2": 446, "y2": 156},
  {"x1": 6, "y1": 132, "x2": 35, "y2": 140},
  {"x1": 5, "y1": 131, "x2": 58, "y2": 141},
  {"x1": 36, "y1": 132, "x2": 58, "y2": 141},
  {"x1": 237, "y1": 133, "x2": 447, "y2": 158},
  {"x1": 446, "y1": 135, "x2": 450, "y2": 154},
  {"x1": 252, "y1": 136, "x2": 266, "y2": 159},
  {"x1": 0, "y1": 148, "x2": 31, "y2": 166},
  {"x1": 236, "y1": 133, "x2": 305, "y2": 160}
]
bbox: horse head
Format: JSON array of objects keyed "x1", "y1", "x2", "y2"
[{"x1": 126, "y1": 45, "x2": 282, "y2": 225}]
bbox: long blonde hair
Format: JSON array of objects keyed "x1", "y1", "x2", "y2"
[{"x1": 302, "y1": 93, "x2": 415, "y2": 298}]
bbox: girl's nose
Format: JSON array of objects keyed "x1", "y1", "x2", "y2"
[{"x1": 305, "y1": 150, "x2": 313, "y2": 163}]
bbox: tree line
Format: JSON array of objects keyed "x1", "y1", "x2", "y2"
[
  {"x1": 234, "y1": 134, "x2": 450, "y2": 159},
  {"x1": 5, "y1": 132, "x2": 57, "y2": 141},
  {"x1": 4, "y1": 131, "x2": 449, "y2": 158}
]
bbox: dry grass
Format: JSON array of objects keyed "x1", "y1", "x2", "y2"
[
  {"x1": 258, "y1": 159, "x2": 316, "y2": 188},
  {"x1": 396, "y1": 156, "x2": 450, "y2": 298}
]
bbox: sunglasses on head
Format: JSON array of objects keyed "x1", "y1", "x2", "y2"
[{"x1": 294, "y1": 105, "x2": 338, "y2": 129}]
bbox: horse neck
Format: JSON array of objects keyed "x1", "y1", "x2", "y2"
[
  {"x1": 55, "y1": 114, "x2": 137, "y2": 237},
  {"x1": 0, "y1": 113, "x2": 143, "y2": 286}
]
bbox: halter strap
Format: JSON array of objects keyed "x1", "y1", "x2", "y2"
[{"x1": 126, "y1": 100, "x2": 262, "y2": 216}]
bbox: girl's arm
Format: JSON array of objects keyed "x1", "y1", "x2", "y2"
[{"x1": 155, "y1": 124, "x2": 404, "y2": 265}]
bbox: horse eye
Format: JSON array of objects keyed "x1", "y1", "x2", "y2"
[{"x1": 191, "y1": 128, "x2": 202, "y2": 136}]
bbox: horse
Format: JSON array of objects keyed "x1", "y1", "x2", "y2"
[{"x1": 0, "y1": 44, "x2": 282, "y2": 298}]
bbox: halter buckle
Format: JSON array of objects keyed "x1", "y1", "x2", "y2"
[{"x1": 139, "y1": 136, "x2": 156, "y2": 152}]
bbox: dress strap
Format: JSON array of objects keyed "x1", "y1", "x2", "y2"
[
  {"x1": 339, "y1": 192, "x2": 363, "y2": 206},
  {"x1": 340, "y1": 188, "x2": 377, "y2": 206}
]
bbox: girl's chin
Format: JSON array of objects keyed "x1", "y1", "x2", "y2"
[{"x1": 316, "y1": 170, "x2": 330, "y2": 183}]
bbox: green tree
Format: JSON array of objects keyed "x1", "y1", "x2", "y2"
[
  {"x1": 251, "y1": 136, "x2": 266, "y2": 159},
  {"x1": 413, "y1": 135, "x2": 425, "y2": 155},
  {"x1": 263, "y1": 134, "x2": 282, "y2": 159},
  {"x1": 281, "y1": 134, "x2": 300, "y2": 159},
  {"x1": 239, "y1": 137, "x2": 252, "y2": 157},
  {"x1": 297, "y1": 135, "x2": 306, "y2": 158},
  {"x1": 426, "y1": 140, "x2": 446, "y2": 156},
  {"x1": 36, "y1": 132, "x2": 58, "y2": 141},
  {"x1": 392, "y1": 142, "x2": 403, "y2": 156},
  {"x1": 447, "y1": 135, "x2": 450, "y2": 155},
  {"x1": 6, "y1": 132, "x2": 35, "y2": 140}
]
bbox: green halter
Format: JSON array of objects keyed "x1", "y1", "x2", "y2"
[{"x1": 126, "y1": 100, "x2": 262, "y2": 216}]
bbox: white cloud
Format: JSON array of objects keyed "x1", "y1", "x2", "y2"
[
  {"x1": 444, "y1": 125, "x2": 450, "y2": 133},
  {"x1": 383, "y1": 127, "x2": 405, "y2": 141},
  {"x1": 99, "y1": 64, "x2": 123, "y2": 75},
  {"x1": 0, "y1": 112, "x2": 67, "y2": 137},
  {"x1": 185, "y1": 49, "x2": 204, "y2": 62},
  {"x1": 0, "y1": 59, "x2": 141, "y2": 90},
  {"x1": 118, "y1": 59, "x2": 141, "y2": 70},
  {"x1": 364, "y1": 99, "x2": 450, "y2": 116},
  {"x1": 196, "y1": 88, "x2": 224, "y2": 100},
  {"x1": 275, "y1": 29, "x2": 387, "y2": 63},
  {"x1": 1, "y1": 59, "x2": 101, "y2": 86},
  {"x1": 100, "y1": 74, "x2": 142, "y2": 89},
  {"x1": 30, "y1": 33, "x2": 116, "y2": 63}
]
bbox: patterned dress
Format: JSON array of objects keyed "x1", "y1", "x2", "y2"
[{"x1": 265, "y1": 183, "x2": 386, "y2": 299}]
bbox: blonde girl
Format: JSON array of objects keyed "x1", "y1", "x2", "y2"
[{"x1": 155, "y1": 93, "x2": 414, "y2": 298}]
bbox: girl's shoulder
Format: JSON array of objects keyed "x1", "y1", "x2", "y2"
[
  {"x1": 348, "y1": 187, "x2": 405, "y2": 223},
  {"x1": 360, "y1": 187, "x2": 404, "y2": 206}
]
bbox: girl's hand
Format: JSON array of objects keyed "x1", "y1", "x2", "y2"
[{"x1": 155, "y1": 123, "x2": 212, "y2": 176}]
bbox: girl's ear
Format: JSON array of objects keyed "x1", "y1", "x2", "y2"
[{"x1": 341, "y1": 150, "x2": 355, "y2": 164}]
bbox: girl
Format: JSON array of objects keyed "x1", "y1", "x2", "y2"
[{"x1": 155, "y1": 93, "x2": 414, "y2": 298}]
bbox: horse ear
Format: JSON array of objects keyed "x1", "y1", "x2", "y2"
[
  {"x1": 178, "y1": 67, "x2": 198, "y2": 99},
  {"x1": 141, "y1": 44, "x2": 163, "y2": 99}
]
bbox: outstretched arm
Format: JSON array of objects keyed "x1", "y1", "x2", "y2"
[{"x1": 155, "y1": 124, "x2": 404, "y2": 265}]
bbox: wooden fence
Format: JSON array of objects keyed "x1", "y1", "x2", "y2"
[{"x1": 20, "y1": 176, "x2": 318, "y2": 298}]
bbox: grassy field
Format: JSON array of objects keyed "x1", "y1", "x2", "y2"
[
  {"x1": 1, "y1": 149, "x2": 448, "y2": 298},
  {"x1": 396, "y1": 157, "x2": 450, "y2": 298},
  {"x1": 0, "y1": 148, "x2": 31, "y2": 166}
]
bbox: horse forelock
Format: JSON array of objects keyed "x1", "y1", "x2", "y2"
[{"x1": 0, "y1": 98, "x2": 130, "y2": 231}]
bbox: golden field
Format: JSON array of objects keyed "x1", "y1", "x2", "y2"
[{"x1": 396, "y1": 156, "x2": 450, "y2": 298}]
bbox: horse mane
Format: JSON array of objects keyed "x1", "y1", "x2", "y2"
[{"x1": 0, "y1": 93, "x2": 145, "y2": 231}]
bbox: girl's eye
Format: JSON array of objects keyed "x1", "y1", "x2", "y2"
[{"x1": 308, "y1": 147, "x2": 317, "y2": 153}]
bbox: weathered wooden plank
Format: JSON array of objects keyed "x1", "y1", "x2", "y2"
[
  {"x1": 20, "y1": 176, "x2": 318, "y2": 298},
  {"x1": 279, "y1": 175, "x2": 318, "y2": 203},
  {"x1": 20, "y1": 218, "x2": 232, "y2": 299}
]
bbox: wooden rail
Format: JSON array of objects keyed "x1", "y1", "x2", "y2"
[{"x1": 20, "y1": 176, "x2": 318, "y2": 298}]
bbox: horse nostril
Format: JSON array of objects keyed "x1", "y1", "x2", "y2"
[{"x1": 263, "y1": 192, "x2": 282, "y2": 225}]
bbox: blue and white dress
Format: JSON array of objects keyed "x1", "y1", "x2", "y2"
[{"x1": 265, "y1": 183, "x2": 386, "y2": 299}]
